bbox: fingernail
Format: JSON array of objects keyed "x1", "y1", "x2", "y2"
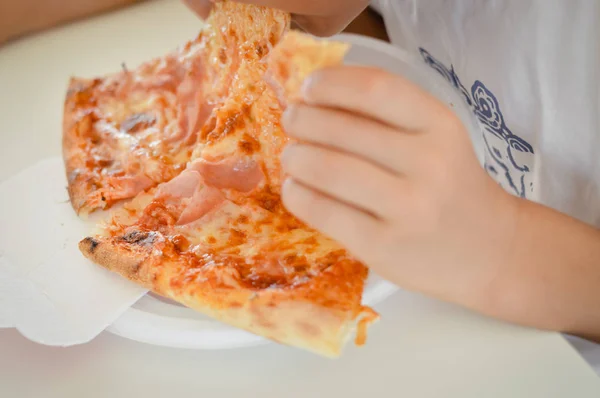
[
  {"x1": 282, "y1": 105, "x2": 297, "y2": 129},
  {"x1": 300, "y1": 74, "x2": 316, "y2": 102},
  {"x1": 282, "y1": 177, "x2": 293, "y2": 193}
]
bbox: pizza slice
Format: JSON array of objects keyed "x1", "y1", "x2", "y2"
[
  {"x1": 80, "y1": 201, "x2": 376, "y2": 357},
  {"x1": 62, "y1": 1, "x2": 290, "y2": 215},
  {"x1": 73, "y1": 1, "x2": 377, "y2": 357}
]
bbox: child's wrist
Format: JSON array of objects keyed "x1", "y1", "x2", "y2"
[{"x1": 456, "y1": 187, "x2": 523, "y2": 317}]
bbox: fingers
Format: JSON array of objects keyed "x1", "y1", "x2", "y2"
[
  {"x1": 220, "y1": 0, "x2": 359, "y2": 17},
  {"x1": 281, "y1": 178, "x2": 383, "y2": 259},
  {"x1": 282, "y1": 104, "x2": 422, "y2": 175},
  {"x1": 281, "y1": 143, "x2": 405, "y2": 219},
  {"x1": 183, "y1": 0, "x2": 343, "y2": 16},
  {"x1": 301, "y1": 66, "x2": 451, "y2": 132},
  {"x1": 182, "y1": 0, "x2": 213, "y2": 18}
]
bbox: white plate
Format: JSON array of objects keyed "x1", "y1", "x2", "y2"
[{"x1": 106, "y1": 33, "x2": 479, "y2": 350}]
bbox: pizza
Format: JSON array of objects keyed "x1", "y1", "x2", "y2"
[
  {"x1": 63, "y1": 1, "x2": 378, "y2": 357},
  {"x1": 267, "y1": 31, "x2": 351, "y2": 105}
]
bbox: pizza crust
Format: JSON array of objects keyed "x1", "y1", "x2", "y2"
[
  {"x1": 80, "y1": 233, "x2": 377, "y2": 357},
  {"x1": 267, "y1": 31, "x2": 350, "y2": 103},
  {"x1": 63, "y1": 78, "x2": 101, "y2": 213}
]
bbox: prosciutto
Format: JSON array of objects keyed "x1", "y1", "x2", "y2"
[
  {"x1": 156, "y1": 156, "x2": 263, "y2": 225},
  {"x1": 190, "y1": 157, "x2": 264, "y2": 193}
]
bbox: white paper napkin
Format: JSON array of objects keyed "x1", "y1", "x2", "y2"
[{"x1": 0, "y1": 157, "x2": 147, "y2": 346}]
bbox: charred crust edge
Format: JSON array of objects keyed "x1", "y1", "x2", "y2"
[
  {"x1": 82, "y1": 237, "x2": 100, "y2": 253},
  {"x1": 120, "y1": 230, "x2": 157, "y2": 246}
]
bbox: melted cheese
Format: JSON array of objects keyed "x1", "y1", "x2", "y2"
[{"x1": 66, "y1": 2, "x2": 289, "y2": 213}]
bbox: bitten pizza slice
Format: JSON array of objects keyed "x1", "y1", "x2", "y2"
[
  {"x1": 78, "y1": 3, "x2": 375, "y2": 357},
  {"x1": 62, "y1": 1, "x2": 290, "y2": 214}
]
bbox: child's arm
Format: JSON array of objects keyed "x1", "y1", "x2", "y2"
[
  {"x1": 484, "y1": 199, "x2": 600, "y2": 342},
  {"x1": 0, "y1": 0, "x2": 143, "y2": 44},
  {"x1": 280, "y1": 65, "x2": 600, "y2": 342}
]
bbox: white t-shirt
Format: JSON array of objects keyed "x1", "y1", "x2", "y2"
[{"x1": 371, "y1": 0, "x2": 600, "y2": 374}]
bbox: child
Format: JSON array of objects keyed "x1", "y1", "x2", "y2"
[
  {"x1": 185, "y1": 0, "x2": 600, "y2": 371},
  {"x1": 4, "y1": 0, "x2": 599, "y2": 371}
]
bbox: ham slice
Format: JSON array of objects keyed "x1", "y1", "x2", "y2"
[
  {"x1": 156, "y1": 169, "x2": 225, "y2": 225},
  {"x1": 87, "y1": 173, "x2": 155, "y2": 210},
  {"x1": 177, "y1": 184, "x2": 225, "y2": 225},
  {"x1": 157, "y1": 169, "x2": 200, "y2": 199},
  {"x1": 167, "y1": 58, "x2": 214, "y2": 145},
  {"x1": 155, "y1": 155, "x2": 263, "y2": 225},
  {"x1": 190, "y1": 157, "x2": 264, "y2": 192},
  {"x1": 173, "y1": 81, "x2": 214, "y2": 145},
  {"x1": 105, "y1": 174, "x2": 154, "y2": 199}
]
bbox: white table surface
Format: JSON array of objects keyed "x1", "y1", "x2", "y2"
[{"x1": 1, "y1": 1, "x2": 599, "y2": 397}]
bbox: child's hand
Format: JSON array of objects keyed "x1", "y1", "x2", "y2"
[
  {"x1": 281, "y1": 66, "x2": 520, "y2": 307},
  {"x1": 183, "y1": 0, "x2": 369, "y2": 36}
]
